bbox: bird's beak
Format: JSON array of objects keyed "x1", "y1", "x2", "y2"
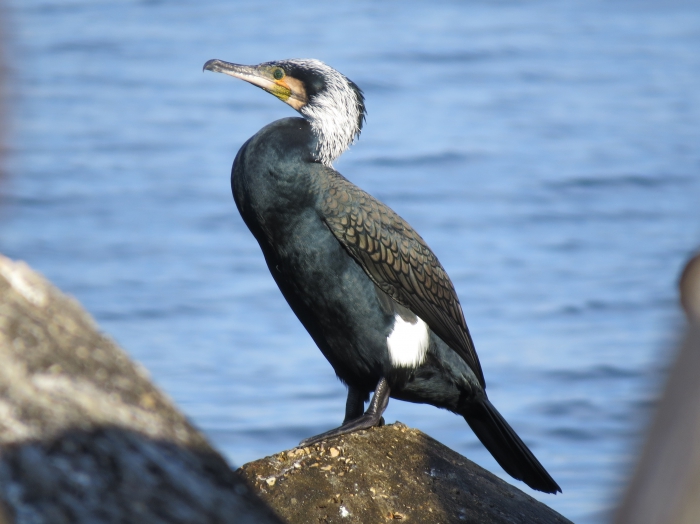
[{"x1": 203, "y1": 59, "x2": 308, "y2": 110}]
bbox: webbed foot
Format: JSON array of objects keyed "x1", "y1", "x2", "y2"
[{"x1": 299, "y1": 377, "x2": 390, "y2": 446}]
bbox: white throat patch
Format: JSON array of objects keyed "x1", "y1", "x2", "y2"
[{"x1": 387, "y1": 313, "x2": 429, "y2": 368}]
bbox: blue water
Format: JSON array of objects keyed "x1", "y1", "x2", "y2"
[{"x1": 2, "y1": 1, "x2": 700, "y2": 521}]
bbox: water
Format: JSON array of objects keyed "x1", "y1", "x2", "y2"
[{"x1": 2, "y1": 1, "x2": 700, "y2": 521}]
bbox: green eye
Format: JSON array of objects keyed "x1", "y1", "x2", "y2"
[{"x1": 273, "y1": 68, "x2": 285, "y2": 80}]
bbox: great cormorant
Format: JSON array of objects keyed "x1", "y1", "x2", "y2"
[{"x1": 204, "y1": 58, "x2": 561, "y2": 494}]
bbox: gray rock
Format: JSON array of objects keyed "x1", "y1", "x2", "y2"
[
  {"x1": 614, "y1": 253, "x2": 700, "y2": 524},
  {"x1": 0, "y1": 254, "x2": 283, "y2": 524},
  {"x1": 238, "y1": 422, "x2": 571, "y2": 524}
]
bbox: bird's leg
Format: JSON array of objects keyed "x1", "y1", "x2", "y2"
[
  {"x1": 300, "y1": 378, "x2": 391, "y2": 447},
  {"x1": 343, "y1": 386, "x2": 367, "y2": 424}
]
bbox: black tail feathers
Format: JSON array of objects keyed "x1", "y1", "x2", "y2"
[{"x1": 464, "y1": 399, "x2": 561, "y2": 494}]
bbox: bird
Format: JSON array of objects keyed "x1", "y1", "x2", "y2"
[{"x1": 204, "y1": 57, "x2": 561, "y2": 494}]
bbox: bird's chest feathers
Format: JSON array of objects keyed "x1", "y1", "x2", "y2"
[
  {"x1": 233, "y1": 168, "x2": 318, "y2": 252},
  {"x1": 265, "y1": 213, "x2": 346, "y2": 285}
]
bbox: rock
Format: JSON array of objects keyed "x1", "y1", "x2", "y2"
[
  {"x1": 238, "y1": 422, "x2": 571, "y2": 524},
  {"x1": 680, "y1": 252, "x2": 700, "y2": 324},
  {"x1": 0, "y1": 254, "x2": 283, "y2": 524},
  {"x1": 614, "y1": 253, "x2": 700, "y2": 524}
]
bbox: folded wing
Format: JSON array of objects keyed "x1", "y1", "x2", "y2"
[{"x1": 318, "y1": 169, "x2": 486, "y2": 388}]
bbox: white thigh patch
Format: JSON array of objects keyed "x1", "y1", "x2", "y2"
[{"x1": 387, "y1": 314, "x2": 429, "y2": 368}]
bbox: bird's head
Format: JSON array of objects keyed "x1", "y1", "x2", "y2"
[{"x1": 204, "y1": 58, "x2": 366, "y2": 167}]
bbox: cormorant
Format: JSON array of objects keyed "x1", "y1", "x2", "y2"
[{"x1": 204, "y1": 58, "x2": 561, "y2": 494}]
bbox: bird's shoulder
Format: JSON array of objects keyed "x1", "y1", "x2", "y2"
[{"x1": 318, "y1": 171, "x2": 437, "y2": 268}]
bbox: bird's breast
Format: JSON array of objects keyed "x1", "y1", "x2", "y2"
[
  {"x1": 261, "y1": 216, "x2": 394, "y2": 387},
  {"x1": 231, "y1": 121, "x2": 320, "y2": 239}
]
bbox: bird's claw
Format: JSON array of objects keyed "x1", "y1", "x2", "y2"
[{"x1": 299, "y1": 412, "x2": 385, "y2": 447}]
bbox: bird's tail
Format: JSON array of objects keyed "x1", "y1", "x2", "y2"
[{"x1": 463, "y1": 399, "x2": 561, "y2": 494}]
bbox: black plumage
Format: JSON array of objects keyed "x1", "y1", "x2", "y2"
[{"x1": 204, "y1": 58, "x2": 561, "y2": 494}]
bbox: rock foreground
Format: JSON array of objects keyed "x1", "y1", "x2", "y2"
[
  {"x1": 0, "y1": 253, "x2": 570, "y2": 523},
  {"x1": 0, "y1": 254, "x2": 282, "y2": 524},
  {"x1": 239, "y1": 423, "x2": 571, "y2": 524}
]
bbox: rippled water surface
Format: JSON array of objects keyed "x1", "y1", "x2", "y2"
[{"x1": 2, "y1": 1, "x2": 700, "y2": 521}]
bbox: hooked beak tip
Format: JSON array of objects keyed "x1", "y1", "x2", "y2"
[{"x1": 203, "y1": 59, "x2": 221, "y2": 73}]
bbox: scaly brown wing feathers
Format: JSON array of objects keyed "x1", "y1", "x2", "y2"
[{"x1": 319, "y1": 171, "x2": 486, "y2": 387}]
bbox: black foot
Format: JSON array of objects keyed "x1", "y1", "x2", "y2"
[
  {"x1": 299, "y1": 411, "x2": 384, "y2": 447},
  {"x1": 299, "y1": 377, "x2": 391, "y2": 447}
]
